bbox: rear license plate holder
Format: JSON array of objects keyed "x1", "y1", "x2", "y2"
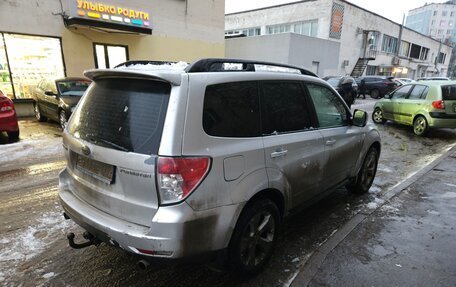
[{"x1": 76, "y1": 155, "x2": 114, "y2": 184}]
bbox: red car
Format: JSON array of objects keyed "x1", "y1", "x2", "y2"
[{"x1": 0, "y1": 90, "x2": 19, "y2": 140}]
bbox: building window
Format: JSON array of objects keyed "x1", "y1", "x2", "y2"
[
  {"x1": 366, "y1": 65, "x2": 377, "y2": 75},
  {"x1": 440, "y1": 20, "x2": 446, "y2": 27},
  {"x1": 225, "y1": 27, "x2": 261, "y2": 37},
  {"x1": 438, "y1": 52, "x2": 446, "y2": 64},
  {"x1": 420, "y1": 47, "x2": 429, "y2": 60},
  {"x1": 433, "y1": 10, "x2": 437, "y2": 16},
  {"x1": 431, "y1": 20, "x2": 436, "y2": 26},
  {"x1": 381, "y1": 35, "x2": 398, "y2": 53},
  {"x1": 399, "y1": 41, "x2": 410, "y2": 57},
  {"x1": 448, "y1": 29, "x2": 453, "y2": 35},
  {"x1": 266, "y1": 20, "x2": 318, "y2": 37},
  {"x1": 442, "y1": 11, "x2": 448, "y2": 16},
  {"x1": 94, "y1": 43, "x2": 128, "y2": 69},
  {"x1": 450, "y1": 21, "x2": 454, "y2": 27},
  {"x1": 438, "y1": 29, "x2": 444, "y2": 35},
  {"x1": 451, "y1": 11, "x2": 455, "y2": 17},
  {"x1": 0, "y1": 33, "x2": 65, "y2": 100}
]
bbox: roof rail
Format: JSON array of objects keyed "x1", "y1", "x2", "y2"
[
  {"x1": 114, "y1": 60, "x2": 182, "y2": 68},
  {"x1": 185, "y1": 58, "x2": 318, "y2": 77}
]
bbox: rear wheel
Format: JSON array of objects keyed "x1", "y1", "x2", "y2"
[
  {"x1": 34, "y1": 104, "x2": 47, "y2": 122},
  {"x1": 347, "y1": 147, "x2": 379, "y2": 194},
  {"x1": 7, "y1": 130, "x2": 19, "y2": 141},
  {"x1": 370, "y1": 89, "x2": 380, "y2": 99},
  {"x1": 372, "y1": 108, "x2": 386, "y2": 124},
  {"x1": 229, "y1": 199, "x2": 280, "y2": 275},
  {"x1": 59, "y1": 110, "x2": 68, "y2": 130},
  {"x1": 413, "y1": 115, "x2": 428, "y2": 136}
]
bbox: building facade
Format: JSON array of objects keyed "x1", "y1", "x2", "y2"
[
  {"x1": 225, "y1": 0, "x2": 452, "y2": 79},
  {"x1": 0, "y1": 0, "x2": 225, "y2": 101}
]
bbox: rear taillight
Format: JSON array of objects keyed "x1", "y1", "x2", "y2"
[
  {"x1": 432, "y1": 100, "x2": 445, "y2": 109},
  {"x1": 157, "y1": 156, "x2": 210, "y2": 205},
  {"x1": 0, "y1": 100, "x2": 14, "y2": 112}
]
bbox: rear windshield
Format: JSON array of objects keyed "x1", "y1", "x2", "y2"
[
  {"x1": 68, "y1": 78, "x2": 170, "y2": 155},
  {"x1": 441, "y1": 85, "x2": 456, "y2": 100},
  {"x1": 326, "y1": 78, "x2": 341, "y2": 87}
]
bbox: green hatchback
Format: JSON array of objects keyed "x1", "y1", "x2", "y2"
[{"x1": 372, "y1": 81, "x2": 456, "y2": 136}]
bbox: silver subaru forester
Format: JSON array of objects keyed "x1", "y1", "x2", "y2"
[{"x1": 59, "y1": 58, "x2": 381, "y2": 274}]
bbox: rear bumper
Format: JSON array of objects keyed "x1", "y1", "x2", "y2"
[
  {"x1": 59, "y1": 169, "x2": 239, "y2": 259},
  {"x1": 428, "y1": 114, "x2": 456, "y2": 128},
  {"x1": 0, "y1": 111, "x2": 19, "y2": 132}
]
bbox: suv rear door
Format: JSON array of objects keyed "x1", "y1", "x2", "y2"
[
  {"x1": 306, "y1": 83, "x2": 363, "y2": 191},
  {"x1": 441, "y1": 84, "x2": 456, "y2": 116},
  {"x1": 261, "y1": 81, "x2": 325, "y2": 208},
  {"x1": 63, "y1": 77, "x2": 172, "y2": 227}
]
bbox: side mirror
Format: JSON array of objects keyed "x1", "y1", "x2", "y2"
[
  {"x1": 384, "y1": 93, "x2": 391, "y2": 99},
  {"x1": 45, "y1": 90, "x2": 57, "y2": 97},
  {"x1": 352, "y1": 109, "x2": 367, "y2": 127}
]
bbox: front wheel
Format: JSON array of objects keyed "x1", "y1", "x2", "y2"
[
  {"x1": 229, "y1": 199, "x2": 280, "y2": 275},
  {"x1": 370, "y1": 89, "x2": 380, "y2": 99},
  {"x1": 347, "y1": 147, "x2": 379, "y2": 194},
  {"x1": 413, "y1": 115, "x2": 428, "y2": 136},
  {"x1": 372, "y1": 108, "x2": 386, "y2": 124}
]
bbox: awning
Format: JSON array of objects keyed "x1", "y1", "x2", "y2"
[{"x1": 64, "y1": 17, "x2": 152, "y2": 35}]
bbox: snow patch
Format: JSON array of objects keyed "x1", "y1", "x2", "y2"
[
  {"x1": 441, "y1": 191, "x2": 456, "y2": 199},
  {"x1": 0, "y1": 211, "x2": 74, "y2": 263},
  {"x1": 444, "y1": 183, "x2": 456, "y2": 188},
  {"x1": 368, "y1": 185, "x2": 382, "y2": 194},
  {"x1": 0, "y1": 138, "x2": 63, "y2": 168},
  {"x1": 366, "y1": 197, "x2": 385, "y2": 210},
  {"x1": 116, "y1": 61, "x2": 188, "y2": 71},
  {"x1": 42, "y1": 272, "x2": 55, "y2": 279},
  {"x1": 426, "y1": 210, "x2": 440, "y2": 215}
]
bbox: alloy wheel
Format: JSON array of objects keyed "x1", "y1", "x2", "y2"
[
  {"x1": 239, "y1": 211, "x2": 276, "y2": 268},
  {"x1": 372, "y1": 109, "x2": 385, "y2": 124},
  {"x1": 413, "y1": 116, "x2": 427, "y2": 136},
  {"x1": 359, "y1": 150, "x2": 377, "y2": 191}
]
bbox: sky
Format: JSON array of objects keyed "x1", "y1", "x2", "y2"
[{"x1": 225, "y1": 0, "x2": 448, "y2": 24}]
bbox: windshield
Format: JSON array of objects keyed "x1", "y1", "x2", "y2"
[
  {"x1": 57, "y1": 80, "x2": 91, "y2": 96},
  {"x1": 68, "y1": 78, "x2": 171, "y2": 155},
  {"x1": 326, "y1": 78, "x2": 341, "y2": 87}
]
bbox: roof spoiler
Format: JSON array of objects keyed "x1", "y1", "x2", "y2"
[{"x1": 83, "y1": 69, "x2": 183, "y2": 86}]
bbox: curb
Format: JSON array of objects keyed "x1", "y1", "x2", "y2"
[{"x1": 290, "y1": 144, "x2": 456, "y2": 287}]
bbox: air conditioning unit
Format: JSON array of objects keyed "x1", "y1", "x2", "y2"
[
  {"x1": 392, "y1": 56, "x2": 400, "y2": 65},
  {"x1": 342, "y1": 60, "x2": 349, "y2": 67}
]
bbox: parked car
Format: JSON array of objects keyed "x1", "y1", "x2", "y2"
[
  {"x1": 0, "y1": 90, "x2": 19, "y2": 141},
  {"x1": 325, "y1": 76, "x2": 358, "y2": 107},
  {"x1": 59, "y1": 59, "x2": 381, "y2": 275},
  {"x1": 372, "y1": 81, "x2": 456, "y2": 136},
  {"x1": 358, "y1": 76, "x2": 399, "y2": 99},
  {"x1": 417, "y1": 77, "x2": 450, "y2": 81},
  {"x1": 33, "y1": 77, "x2": 91, "y2": 129},
  {"x1": 399, "y1": 78, "x2": 415, "y2": 84}
]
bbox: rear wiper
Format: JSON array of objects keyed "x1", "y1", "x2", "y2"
[{"x1": 97, "y1": 138, "x2": 129, "y2": 152}]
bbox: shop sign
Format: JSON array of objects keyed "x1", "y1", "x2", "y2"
[
  {"x1": 69, "y1": 0, "x2": 150, "y2": 28},
  {"x1": 329, "y1": 3, "x2": 344, "y2": 39}
]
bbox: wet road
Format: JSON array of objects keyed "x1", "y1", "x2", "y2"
[{"x1": 0, "y1": 103, "x2": 455, "y2": 286}]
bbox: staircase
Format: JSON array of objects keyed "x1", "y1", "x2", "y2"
[{"x1": 350, "y1": 58, "x2": 370, "y2": 78}]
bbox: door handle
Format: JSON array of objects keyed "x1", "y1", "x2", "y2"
[
  {"x1": 326, "y1": 139, "x2": 337, "y2": 146},
  {"x1": 271, "y1": 149, "x2": 288, "y2": 158}
]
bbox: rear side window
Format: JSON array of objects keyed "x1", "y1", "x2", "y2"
[
  {"x1": 441, "y1": 85, "x2": 456, "y2": 100},
  {"x1": 203, "y1": 82, "x2": 260, "y2": 137},
  {"x1": 68, "y1": 78, "x2": 170, "y2": 155},
  {"x1": 408, "y1": 85, "x2": 428, "y2": 100},
  {"x1": 307, "y1": 83, "x2": 349, "y2": 128},
  {"x1": 261, "y1": 82, "x2": 312, "y2": 134}
]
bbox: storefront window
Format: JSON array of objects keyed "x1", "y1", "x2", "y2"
[
  {"x1": 94, "y1": 44, "x2": 128, "y2": 69},
  {"x1": 0, "y1": 35, "x2": 13, "y2": 99},
  {"x1": 2, "y1": 33, "x2": 65, "y2": 99}
]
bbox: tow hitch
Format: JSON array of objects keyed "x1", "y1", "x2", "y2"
[{"x1": 67, "y1": 231, "x2": 102, "y2": 249}]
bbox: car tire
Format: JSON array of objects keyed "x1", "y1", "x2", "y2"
[
  {"x1": 228, "y1": 198, "x2": 280, "y2": 276},
  {"x1": 370, "y1": 89, "x2": 380, "y2": 99},
  {"x1": 372, "y1": 108, "x2": 386, "y2": 124},
  {"x1": 7, "y1": 130, "x2": 19, "y2": 141},
  {"x1": 413, "y1": 115, "x2": 428, "y2": 136},
  {"x1": 34, "y1": 104, "x2": 47, "y2": 122},
  {"x1": 347, "y1": 147, "x2": 379, "y2": 194},
  {"x1": 59, "y1": 110, "x2": 68, "y2": 130}
]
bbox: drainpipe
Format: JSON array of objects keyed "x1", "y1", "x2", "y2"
[{"x1": 396, "y1": 14, "x2": 405, "y2": 57}]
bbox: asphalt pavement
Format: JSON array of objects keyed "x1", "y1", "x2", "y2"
[{"x1": 292, "y1": 147, "x2": 456, "y2": 287}]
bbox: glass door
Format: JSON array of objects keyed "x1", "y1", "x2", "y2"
[
  {"x1": 94, "y1": 44, "x2": 128, "y2": 69},
  {"x1": 0, "y1": 34, "x2": 14, "y2": 99}
]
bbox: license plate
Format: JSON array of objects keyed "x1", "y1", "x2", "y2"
[{"x1": 76, "y1": 155, "x2": 114, "y2": 184}]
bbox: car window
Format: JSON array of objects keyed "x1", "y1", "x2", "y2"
[
  {"x1": 307, "y1": 83, "x2": 349, "y2": 128},
  {"x1": 203, "y1": 81, "x2": 260, "y2": 137},
  {"x1": 391, "y1": 85, "x2": 412, "y2": 99},
  {"x1": 261, "y1": 81, "x2": 312, "y2": 134},
  {"x1": 58, "y1": 80, "x2": 91, "y2": 96},
  {"x1": 408, "y1": 85, "x2": 428, "y2": 100},
  {"x1": 45, "y1": 81, "x2": 57, "y2": 94},
  {"x1": 441, "y1": 85, "x2": 456, "y2": 100}
]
